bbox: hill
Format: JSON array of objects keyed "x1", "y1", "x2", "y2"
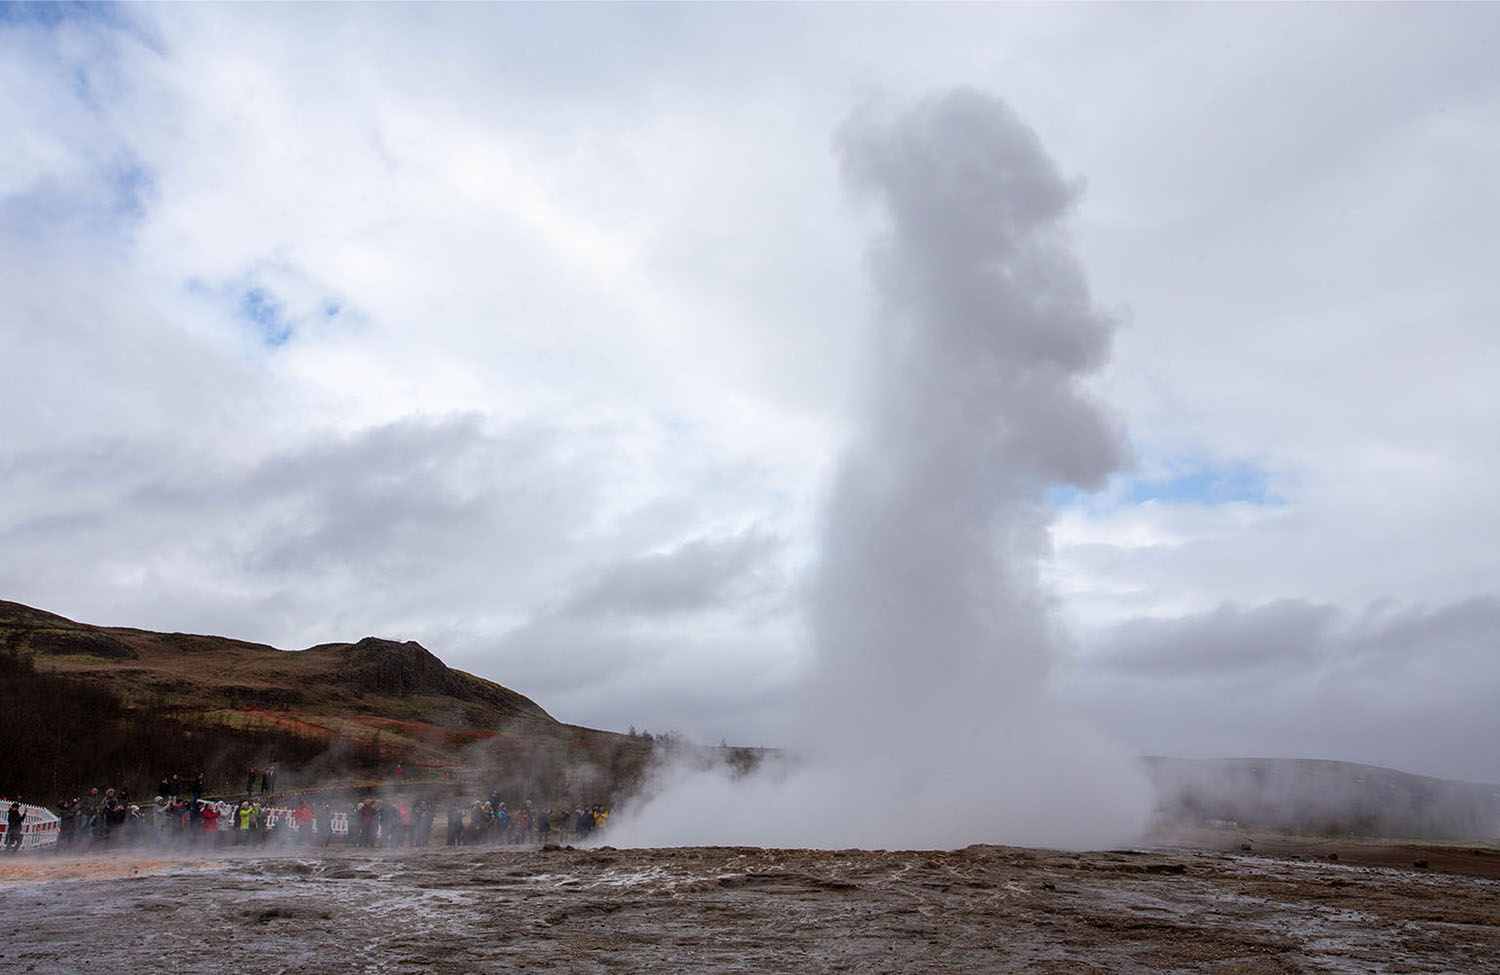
[
  {"x1": 1148, "y1": 756, "x2": 1500, "y2": 842},
  {"x1": 1, "y1": 600, "x2": 550, "y2": 720},
  {"x1": 0, "y1": 600, "x2": 656, "y2": 804}
]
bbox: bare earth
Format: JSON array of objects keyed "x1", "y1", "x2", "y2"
[{"x1": 3, "y1": 838, "x2": 1499, "y2": 973}]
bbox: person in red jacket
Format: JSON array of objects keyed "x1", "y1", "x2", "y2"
[
  {"x1": 396, "y1": 801, "x2": 413, "y2": 846},
  {"x1": 293, "y1": 800, "x2": 314, "y2": 844},
  {"x1": 199, "y1": 801, "x2": 220, "y2": 846}
]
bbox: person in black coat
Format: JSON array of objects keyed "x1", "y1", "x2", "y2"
[{"x1": 5, "y1": 799, "x2": 25, "y2": 851}]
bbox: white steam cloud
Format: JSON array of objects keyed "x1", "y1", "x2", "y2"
[{"x1": 609, "y1": 90, "x2": 1153, "y2": 850}]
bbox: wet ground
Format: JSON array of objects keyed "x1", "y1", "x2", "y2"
[{"x1": 3, "y1": 839, "x2": 1499, "y2": 973}]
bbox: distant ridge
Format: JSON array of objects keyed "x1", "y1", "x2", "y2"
[{"x1": 1148, "y1": 756, "x2": 1500, "y2": 842}]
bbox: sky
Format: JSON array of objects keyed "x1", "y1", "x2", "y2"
[{"x1": 4, "y1": 3, "x2": 1499, "y2": 784}]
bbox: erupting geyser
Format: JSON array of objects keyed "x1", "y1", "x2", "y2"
[{"x1": 611, "y1": 89, "x2": 1153, "y2": 849}]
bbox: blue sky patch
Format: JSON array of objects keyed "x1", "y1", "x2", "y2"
[
  {"x1": 1122, "y1": 462, "x2": 1279, "y2": 506},
  {"x1": 0, "y1": 2, "x2": 111, "y2": 28},
  {"x1": 240, "y1": 287, "x2": 292, "y2": 348},
  {"x1": 1048, "y1": 460, "x2": 1282, "y2": 510},
  {"x1": 193, "y1": 275, "x2": 355, "y2": 351},
  {"x1": 109, "y1": 161, "x2": 153, "y2": 220}
]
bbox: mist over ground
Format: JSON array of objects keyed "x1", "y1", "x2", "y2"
[{"x1": 608, "y1": 91, "x2": 1152, "y2": 850}]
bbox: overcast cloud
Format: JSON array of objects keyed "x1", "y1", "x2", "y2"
[{"x1": 3, "y1": 4, "x2": 1499, "y2": 783}]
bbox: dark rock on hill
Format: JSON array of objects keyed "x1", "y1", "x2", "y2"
[
  {"x1": 337, "y1": 637, "x2": 468, "y2": 697},
  {"x1": 318, "y1": 636, "x2": 551, "y2": 720}
]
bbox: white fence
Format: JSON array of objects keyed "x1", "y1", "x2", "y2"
[
  {"x1": 0, "y1": 801, "x2": 61, "y2": 851},
  {"x1": 199, "y1": 801, "x2": 348, "y2": 835}
]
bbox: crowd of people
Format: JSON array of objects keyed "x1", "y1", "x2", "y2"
[
  {"x1": 440, "y1": 797, "x2": 611, "y2": 847},
  {"x1": 3, "y1": 771, "x2": 613, "y2": 853}
]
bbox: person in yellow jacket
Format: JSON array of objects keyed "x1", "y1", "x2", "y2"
[{"x1": 236, "y1": 800, "x2": 254, "y2": 844}]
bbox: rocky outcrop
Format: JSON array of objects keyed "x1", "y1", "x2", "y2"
[{"x1": 330, "y1": 637, "x2": 551, "y2": 721}]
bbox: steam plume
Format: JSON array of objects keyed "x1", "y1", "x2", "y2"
[{"x1": 611, "y1": 90, "x2": 1152, "y2": 849}]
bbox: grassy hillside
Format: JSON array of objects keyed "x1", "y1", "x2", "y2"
[{"x1": 0, "y1": 600, "x2": 657, "y2": 804}]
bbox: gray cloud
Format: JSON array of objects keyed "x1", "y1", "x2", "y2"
[
  {"x1": 560, "y1": 530, "x2": 783, "y2": 620},
  {"x1": 461, "y1": 526, "x2": 796, "y2": 739},
  {"x1": 469, "y1": 616, "x2": 799, "y2": 744},
  {"x1": 1091, "y1": 601, "x2": 1338, "y2": 677},
  {"x1": 1072, "y1": 597, "x2": 1500, "y2": 781},
  {"x1": 0, "y1": 415, "x2": 612, "y2": 640}
]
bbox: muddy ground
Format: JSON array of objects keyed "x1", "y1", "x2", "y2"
[{"x1": 2, "y1": 837, "x2": 1498, "y2": 973}]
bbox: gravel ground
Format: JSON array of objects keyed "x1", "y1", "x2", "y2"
[{"x1": 3, "y1": 840, "x2": 1499, "y2": 973}]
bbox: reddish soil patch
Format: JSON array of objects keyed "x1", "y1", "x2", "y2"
[{"x1": 230, "y1": 709, "x2": 337, "y2": 739}]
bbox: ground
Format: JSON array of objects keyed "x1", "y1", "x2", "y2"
[{"x1": 2, "y1": 837, "x2": 1498, "y2": 973}]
